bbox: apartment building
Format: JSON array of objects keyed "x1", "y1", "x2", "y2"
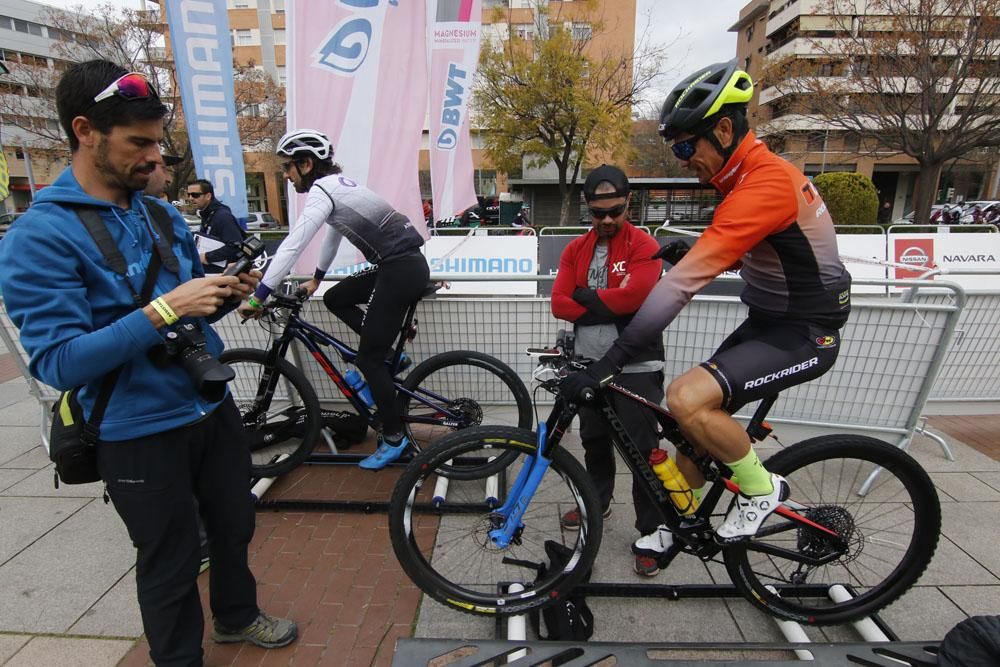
[
  {"x1": 0, "y1": 0, "x2": 80, "y2": 213},
  {"x1": 731, "y1": 0, "x2": 999, "y2": 219}
]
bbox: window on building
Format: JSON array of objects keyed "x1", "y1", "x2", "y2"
[
  {"x1": 842, "y1": 132, "x2": 860, "y2": 152},
  {"x1": 14, "y1": 18, "x2": 29, "y2": 33},
  {"x1": 746, "y1": 24, "x2": 754, "y2": 41},
  {"x1": 272, "y1": 0, "x2": 285, "y2": 11},
  {"x1": 807, "y1": 131, "x2": 827, "y2": 152},
  {"x1": 273, "y1": 29, "x2": 286, "y2": 45},
  {"x1": 515, "y1": 24, "x2": 535, "y2": 40},
  {"x1": 571, "y1": 22, "x2": 591, "y2": 40},
  {"x1": 276, "y1": 65, "x2": 286, "y2": 86},
  {"x1": 0, "y1": 16, "x2": 11, "y2": 30},
  {"x1": 235, "y1": 29, "x2": 253, "y2": 45},
  {"x1": 15, "y1": 148, "x2": 25, "y2": 160}
]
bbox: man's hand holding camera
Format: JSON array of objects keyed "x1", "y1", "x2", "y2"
[{"x1": 143, "y1": 270, "x2": 261, "y2": 329}]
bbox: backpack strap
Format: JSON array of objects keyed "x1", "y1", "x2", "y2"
[
  {"x1": 141, "y1": 197, "x2": 180, "y2": 274},
  {"x1": 76, "y1": 208, "x2": 128, "y2": 277}
]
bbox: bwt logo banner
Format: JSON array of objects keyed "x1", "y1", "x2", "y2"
[
  {"x1": 316, "y1": 0, "x2": 398, "y2": 74},
  {"x1": 436, "y1": 63, "x2": 468, "y2": 150}
]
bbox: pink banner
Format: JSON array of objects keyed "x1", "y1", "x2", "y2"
[
  {"x1": 288, "y1": 1, "x2": 428, "y2": 272},
  {"x1": 427, "y1": 0, "x2": 482, "y2": 220}
]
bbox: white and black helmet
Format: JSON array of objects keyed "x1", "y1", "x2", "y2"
[{"x1": 276, "y1": 129, "x2": 334, "y2": 161}]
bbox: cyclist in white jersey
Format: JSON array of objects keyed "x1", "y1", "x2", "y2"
[{"x1": 241, "y1": 129, "x2": 429, "y2": 470}]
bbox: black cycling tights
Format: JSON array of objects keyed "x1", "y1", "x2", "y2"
[{"x1": 322, "y1": 252, "x2": 430, "y2": 436}]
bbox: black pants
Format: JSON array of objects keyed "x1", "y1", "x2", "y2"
[
  {"x1": 578, "y1": 371, "x2": 664, "y2": 536},
  {"x1": 97, "y1": 398, "x2": 258, "y2": 667},
  {"x1": 322, "y1": 252, "x2": 430, "y2": 435}
]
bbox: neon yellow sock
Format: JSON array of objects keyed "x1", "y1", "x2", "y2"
[
  {"x1": 727, "y1": 448, "x2": 773, "y2": 496},
  {"x1": 691, "y1": 485, "x2": 705, "y2": 503}
]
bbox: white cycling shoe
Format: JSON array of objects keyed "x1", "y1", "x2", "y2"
[{"x1": 716, "y1": 473, "x2": 789, "y2": 543}]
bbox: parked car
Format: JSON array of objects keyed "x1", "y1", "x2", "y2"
[{"x1": 245, "y1": 211, "x2": 279, "y2": 231}]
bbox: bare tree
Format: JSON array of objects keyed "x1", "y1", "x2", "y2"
[
  {"x1": 761, "y1": 0, "x2": 1000, "y2": 223},
  {"x1": 472, "y1": 0, "x2": 670, "y2": 225}
]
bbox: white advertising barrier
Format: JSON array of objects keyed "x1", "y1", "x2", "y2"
[
  {"x1": 889, "y1": 233, "x2": 1000, "y2": 291},
  {"x1": 837, "y1": 234, "x2": 888, "y2": 293},
  {"x1": 424, "y1": 235, "x2": 538, "y2": 295}
]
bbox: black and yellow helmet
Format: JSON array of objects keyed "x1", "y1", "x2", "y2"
[{"x1": 658, "y1": 60, "x2": 754, "y2": 141}]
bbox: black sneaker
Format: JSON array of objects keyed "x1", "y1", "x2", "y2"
[
  {"x1": 213, "y1": 611, "x2": 297, "y2": 649},
  {"x1": 560, "y1": 505, "x2": 611, "y2": 529}
]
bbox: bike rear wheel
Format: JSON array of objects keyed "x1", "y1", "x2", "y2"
[
  {"x1": 723, "y1": 435, "x2": 940, "y2": 625},
  {"x1": 389, "y1": 426, "x2": 603, "y2": 616},
  {"x1": 399, "y1": 351, "x2": 532, "y2": 479},
  {"x1": 220, "y1": 348, "x2": 323, "y2": 479}
]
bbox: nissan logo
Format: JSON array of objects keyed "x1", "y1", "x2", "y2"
[{"x1": 899, "y1": 246, "x2": 929, "y2": 266}]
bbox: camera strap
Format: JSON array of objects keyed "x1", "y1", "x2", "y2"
[{"x1": 73, "y1": 204, "x2": 172, "y2": 443}]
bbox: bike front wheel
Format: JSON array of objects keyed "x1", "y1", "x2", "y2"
[
  {"x1": 220, "y1": 348, "x2": 323, "y2": 479},
  {"x1": 399, "y1": 350, "x2": 532, "y2": 479},
  {"x1": 723, "y1": 435, "x2": 940, "y2": 625},
  {"x1": 389, "y1": 426, "x2": 603, "y2": 616}
]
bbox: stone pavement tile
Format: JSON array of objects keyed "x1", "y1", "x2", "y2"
[
  {"x1": 930, "y1": 471, "x2": 1000, "y2": 502},
  {"x1": 939, "y1": 585, "x2": 1000, "y2": 617},
  {"x1": 907, "y1": 430, "x2": 1000, "y2": 473},
  {"x1": 1, "y1": 467, "x2": 104, "y2": 498},
  {"x1": 5, "y1": 636, "x2": 134, "y2": 667},
  {"x1": 0, "y1": 634, "x2": 30, "y2": 663},
  {"x1": 1, "y1": 445, "x2": 50, "y2": 471},
  {"x1": 0, "y1": 426, "x2": 44, "y2": 467},
  {"x1": 919, "y1": 534, "x2": 999, "y2": 586},
  {"x1": 69, "y1": 566, "x2": 143, "y2": 638},
  {"x1": 0, "y1": 499, "x2": 135, "y2": 634},
  {"x1": 590, "y1": 597, "x2": 739, "y2": 643},
  {"x1": 0, "y1": 399, "x2": 47, "y2": 428},
  {"x1": 877, "y1": 585, "x2": 968, "y2": 640},
  {"x1": 413, "y1": 596, "x2": 493, "y2": 639},
  {"x1": 722, "y1": 598, "x2": 801, "y2": 644},
  {"x1": 0, "y1": 468, "x2": 32, "y2": 493},
  {"x1": 939, "y1": 502, "x2": 1000, "y2": 576},
  {"x1": 0, "y1": 495, "x2": 89, "y2": 566},
  {"x1": 0, "y1": 378, "x2": 31, "y2": 410},
  {"x1": 971, "y1": 471, "x2": 1000, "y2": 493}
]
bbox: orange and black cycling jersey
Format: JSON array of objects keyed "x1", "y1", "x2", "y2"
[{"x1": 606, "y1": 131, "x2": 851, "y2": 369}]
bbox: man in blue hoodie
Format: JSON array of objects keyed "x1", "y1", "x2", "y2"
[{"x1": 0, "y1": 60, "x2": 297, "y2": 664}]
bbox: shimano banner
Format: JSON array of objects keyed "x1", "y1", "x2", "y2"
[
  {"x1": 164, "y1": 1, "x2": 249, "y2": 221},
  {"x1": 427, "y1": 0, "x2": 481, "y2": 220},
  {"x1": 288, "y1": 0, "x2": 428, "y2": 273}
]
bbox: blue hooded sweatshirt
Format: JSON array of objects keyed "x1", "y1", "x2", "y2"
[{"x1": 0, "y1": 167, "x2": 230, "y2": 441}]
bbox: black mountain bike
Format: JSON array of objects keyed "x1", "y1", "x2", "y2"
[
  {"x1": 388, "y1": 338, "x2": 940, "y2": 625},
  {"x1": 221, "y1": 287, "x2": 532, "y2": 478}
]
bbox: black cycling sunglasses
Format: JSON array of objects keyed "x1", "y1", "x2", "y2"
[
  {"x1": 671, "y1": 136, "x2": 700, "y2": 161},
  {"x1": 589, "y1": 202, "x2": 628, "y2": 220}
]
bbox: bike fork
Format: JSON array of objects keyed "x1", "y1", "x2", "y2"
[{"x1": 488, "y1": 423, "x2": 552, "y2": 548}]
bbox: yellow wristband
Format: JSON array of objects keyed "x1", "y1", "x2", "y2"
[{"x1": 151, "y1": 297, "x2": 179, "y2": 325}]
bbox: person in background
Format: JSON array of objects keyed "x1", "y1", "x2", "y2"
[
  {"x1": 143, "y1": 154, "x2": 181, "y2": 201},
  {"x1": 551, "y1": 164, "x2": 671, "y2": 576},
  {"x1": 187, "y1": 178, "x2": 244, "y2": 273},
  {"x1": 0, "y1": 60, "x2": 297, "y2": 665}
]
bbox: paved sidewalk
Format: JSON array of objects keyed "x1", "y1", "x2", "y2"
[{"x1": 0, "y1": 345, "x2": 998, "y2": 665}]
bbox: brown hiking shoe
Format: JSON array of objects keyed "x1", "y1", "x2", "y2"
[
  {"x1": 213, "y1": 611, "x2": 297, "y2": 649},
  {"x1": 560, "y1": 505, "x2": 611, "y2": 529}
]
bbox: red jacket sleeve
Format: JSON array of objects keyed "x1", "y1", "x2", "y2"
[
  {"x1": 596, "y1": 232, "x2": 662, "y2": 315},
  {"x1": 551, "y1": 238, "x2": 586, "y2": 321}
]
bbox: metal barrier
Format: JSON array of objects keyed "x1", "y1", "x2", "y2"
[{"x1": 213, "y1": 276, "x2": 964, "y2": 451}]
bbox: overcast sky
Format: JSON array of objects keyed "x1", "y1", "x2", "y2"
[{"x1": 33, "y1": 0, "x2": 749, "y2": 114}]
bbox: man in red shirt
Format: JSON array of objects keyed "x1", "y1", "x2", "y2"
[
  {"x1": 552, "y1": 165, "x2": 672, "y2": 575},
  {"x1": 561, "y1": 61, "x2": 851, "y2": 542}
]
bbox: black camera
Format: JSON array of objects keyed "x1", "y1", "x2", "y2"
[
  {"x1": 223, "y1": 235, "x2": 267, "y2": 276},
  {"x1": 148, "y1": 322, "x2": 235, "y2": 403}
]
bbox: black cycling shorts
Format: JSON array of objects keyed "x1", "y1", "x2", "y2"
[{"x1": 700, "y1": 318, "x2": 841, "y2": 413}]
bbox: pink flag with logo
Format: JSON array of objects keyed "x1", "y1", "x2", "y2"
[
  {"x1": 427, "y1": 0, "x2": 482, "y2": 221},
  {"x1": 288, "y1": 1, "x2": 428, "y2": 272}
]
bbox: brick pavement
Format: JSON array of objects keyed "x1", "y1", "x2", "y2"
[{"x1": 118, "y1": 449, "x2": 430, "y2": 667}]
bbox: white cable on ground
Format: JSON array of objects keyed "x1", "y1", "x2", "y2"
[
  {"x1": 250, "y1": 453, "x2": 290, "y2": 501},
  {"x1": 765, "y1": 586, "x2": 814, "y2": 661},
  {"x1": 828, "y1": 584, "x2": 890, "y2": 642}
]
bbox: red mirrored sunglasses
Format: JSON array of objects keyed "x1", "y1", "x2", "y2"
[{"x1": 92, "y1": 72, "x2": 158, "y2": 105}]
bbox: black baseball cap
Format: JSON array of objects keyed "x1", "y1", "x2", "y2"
[
  {"x1": 162, "y1": 154, "x2": 183, "y2": 167},
  {"x1": 583, "y1": 164, "x2": 630, "y2": 202}
]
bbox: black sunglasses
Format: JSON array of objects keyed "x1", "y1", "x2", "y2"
[
  {"x1": 187, "y1": 191, "x2": 205, "y2": 198},
  {"x1": 589, "y1": 202, "x2": 628, "y2": 220},
  {"x1": 671, "y1": 136, "x2": 700, "y2": 161}
]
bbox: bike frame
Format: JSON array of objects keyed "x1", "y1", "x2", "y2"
[
  {"x1": 255, "y1": 298, "x2": 478, "y2": 430},
  {"x1": 489, "y1": 382, "x2": 842, "y2": 565}
]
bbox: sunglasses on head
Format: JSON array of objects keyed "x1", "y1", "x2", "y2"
[
  {"x1": 92, "y1": 72, "x2": 157, "y2": 105},
  {"x1": 589, "y1": 202, "x2": 628, "y2": 220},
  {"x1": 671, "y1": 136, "x2": 700, "y2": 161}
]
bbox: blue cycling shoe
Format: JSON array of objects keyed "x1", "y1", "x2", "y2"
[{"x1": 358, "y1": 435, "x2": 412, "y2": 470}]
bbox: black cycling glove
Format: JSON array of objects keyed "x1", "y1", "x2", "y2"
[
  {"x1": 559, "y1": 356, "x2": 618, "y2": 403},
  {"x1": 652, "y1": 239, "x2": 693, "y2": 266}
]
